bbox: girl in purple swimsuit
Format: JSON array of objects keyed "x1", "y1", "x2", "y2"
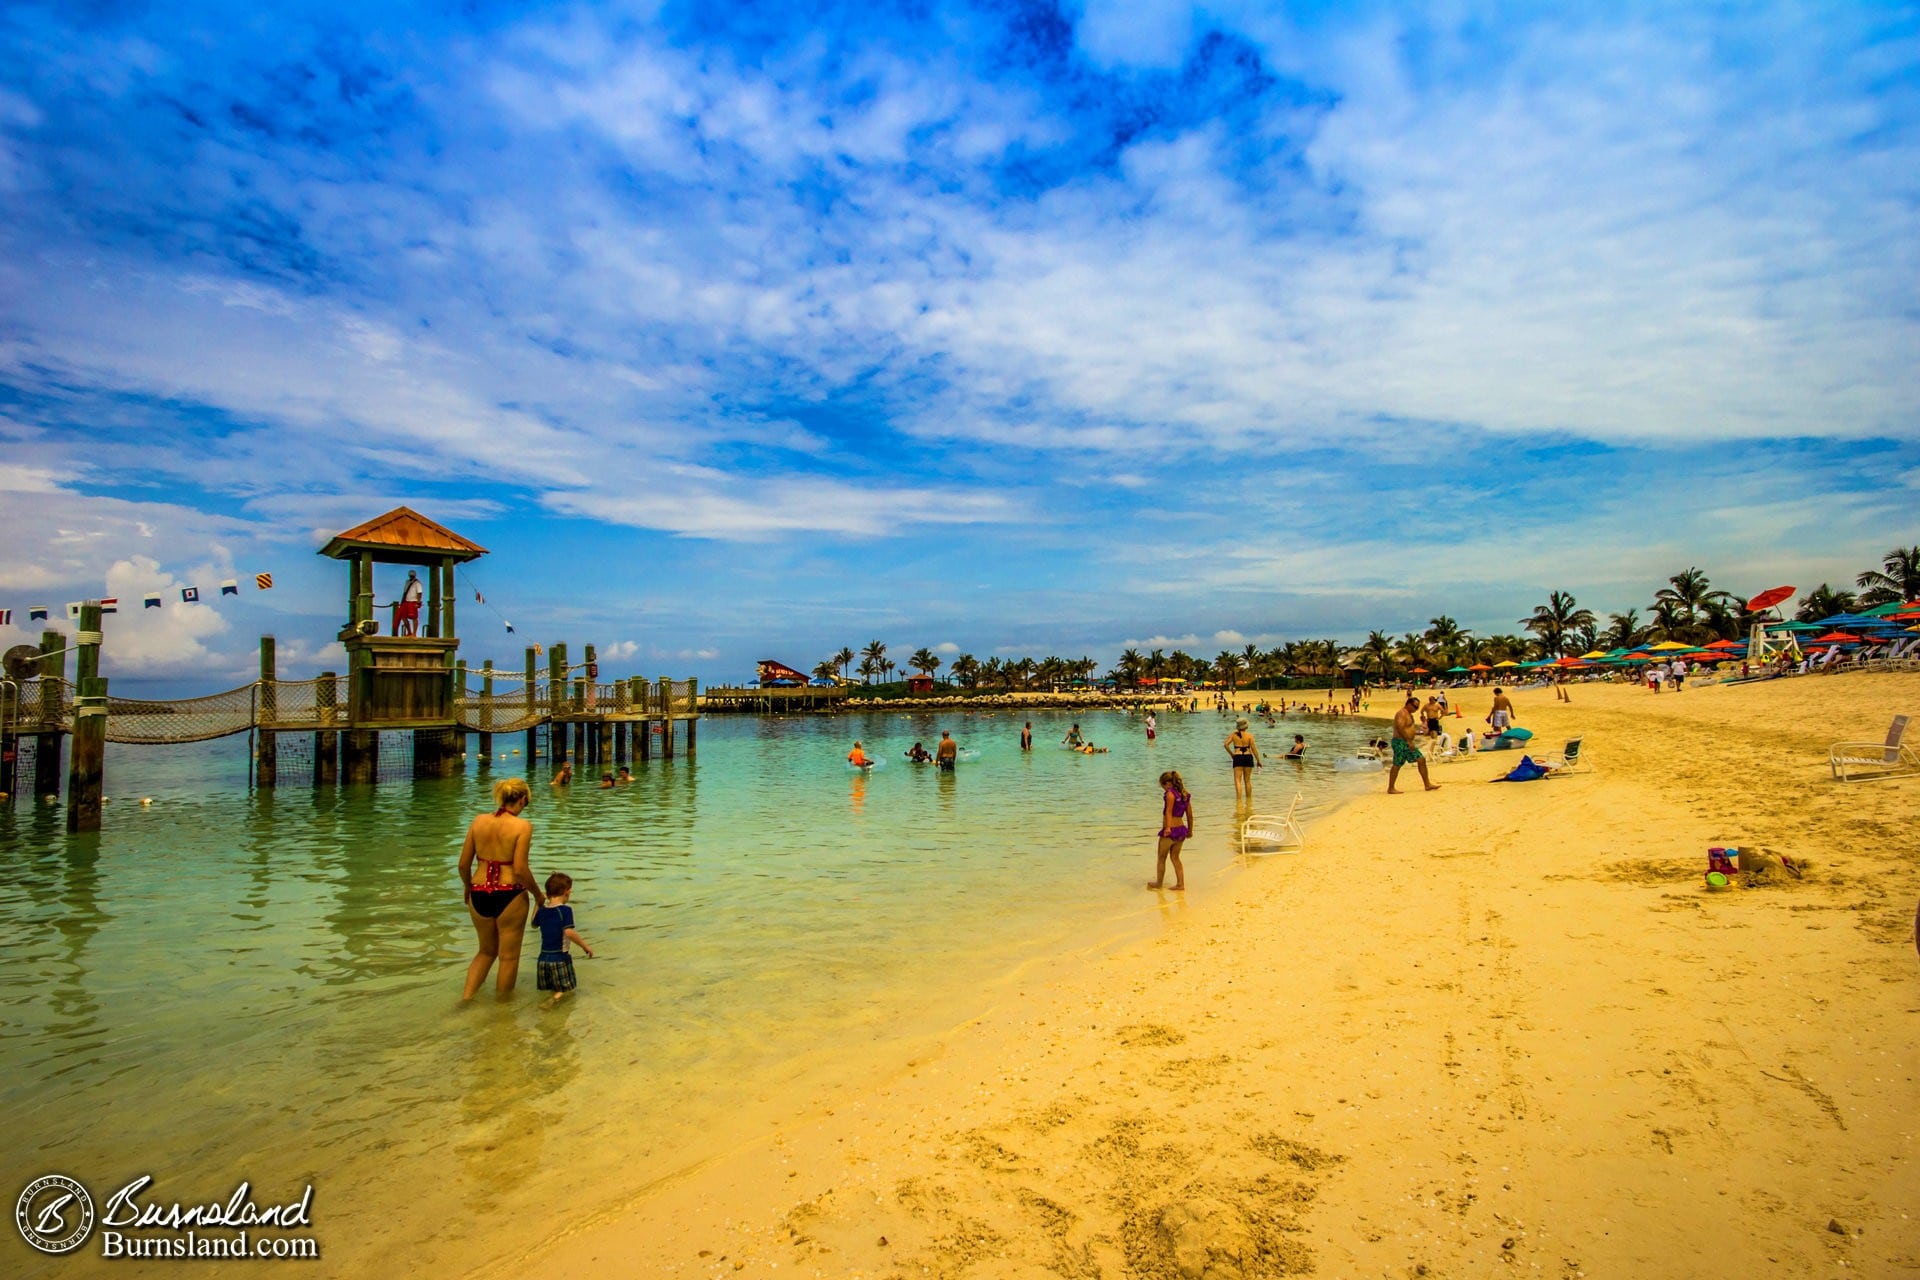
[{"x1": 1150, "y1": 770, "x2": 1194, "y2": 891}]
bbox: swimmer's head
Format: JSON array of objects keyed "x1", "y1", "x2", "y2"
[
  {"x1": 544, "y1": 872, "x2": 573, "y2": 898},
  {"x1": 493, "y1": 777, "x2": 531, "y2": 810}
]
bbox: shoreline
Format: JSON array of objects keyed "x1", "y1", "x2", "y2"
[{"x1": 514, "y1": 674, "x2": 1920, "y2": 1278}]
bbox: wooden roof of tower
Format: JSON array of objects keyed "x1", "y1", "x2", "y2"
[{"x1": 318, "y1": 507, "x2": 490, "y2": 564}]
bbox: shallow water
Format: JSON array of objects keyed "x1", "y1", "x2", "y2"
[{"x1": 1, "y1": 705, "x2": 1384, "y2": 1274}]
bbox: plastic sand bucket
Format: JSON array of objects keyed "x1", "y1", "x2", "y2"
[{"x1": 1705, "y1": 871, "x2": 1731, "y2": 890}]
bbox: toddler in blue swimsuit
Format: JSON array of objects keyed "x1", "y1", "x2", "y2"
[{"x1": 532, "y1": 872, "x2": 594, "y2": 1003}]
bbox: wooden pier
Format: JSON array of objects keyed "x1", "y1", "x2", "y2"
[
  {"x1": 0, "y1": 508, "x2": 700, "y2": 829},
  {"x1": 700, "y1": 685, "x2": 850, "y2": 713}
]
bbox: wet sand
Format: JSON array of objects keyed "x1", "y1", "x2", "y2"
[{"x1": 512, "y1": 673, "x2": 1920, "y2": 1278}]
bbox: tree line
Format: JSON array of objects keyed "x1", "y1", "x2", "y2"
[{"x1": 810, "y1": 546, "x2": 1920, "y2": 691}]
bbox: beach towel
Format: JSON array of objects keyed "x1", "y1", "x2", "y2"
[{"x1": 1493, "y1": 755, "x2": 1550, "y2": 782}]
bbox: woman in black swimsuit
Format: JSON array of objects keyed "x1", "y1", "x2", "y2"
[
  {"x1": 459, "y1": 777, "x2": 544, "y2": 1000},
  {"x1": 1224, "y1": 718, "x2": 1262, "y2": 802}
]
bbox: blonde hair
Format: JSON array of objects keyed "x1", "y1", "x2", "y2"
[
  {"x1": 1159, "y1": 770, "x2": 1188, "y2": 797},
  {"x1": 492, "y1": 777, "x2": 531, "y2": 809}
]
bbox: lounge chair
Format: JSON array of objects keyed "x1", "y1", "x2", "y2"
[
  {"x1": 1240, "y1": 795, "x2": 1304, "y2": 855},
  {"x1": 1830, "y1": 716, "x2": 1919, "y2": 782},
  {"x1": 1538, "y1": 737, "x2": 1591, "y2": 775}
]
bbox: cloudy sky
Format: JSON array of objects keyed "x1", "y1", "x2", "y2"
[{"x1": 2, "y1": 1, "x2": 1916, "y2": 688}]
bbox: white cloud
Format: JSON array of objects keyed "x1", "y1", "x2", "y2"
[
  {"x1": 100, "y1": 556, "x2": 232, "y2": 675},
  {"x1": 933, "y1": 641, "x2": 959, "y2": 653}
]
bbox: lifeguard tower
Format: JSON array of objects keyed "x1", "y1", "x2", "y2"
[{"x1": 319, "y1": 507, "x2": 486, "y2": 779}]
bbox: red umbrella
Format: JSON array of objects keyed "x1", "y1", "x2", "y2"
[
  {"x1": 1411, "y1": 666, "x2": 1429, "y2": 674},
  {"x1": 1704, "y1": 639, "x2": 1743, "y2": 649},
  {"x1": 1812, "y1": 631, "x2": 1862, "y2": 643},
  {"x1": 1468, "y1": 663, "x2": 1491, "y2": 671},
  {"x1": 1747, "y1": 585, "x2": 1795, "y2": 612}
]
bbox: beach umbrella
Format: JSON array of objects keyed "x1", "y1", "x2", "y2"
[
  {"x1": 1468, "y1": 663, "x2": 1492, "y2": 671},
  {"x1": 1768, "y1": 619, "x2": 1823, "y2": 632},
  {"x1": 1746, "y1": 585, "x2": 1795, "y2": 612},
  {"x1": 1704, "y1": 638, "x2": 1743, "y2": 650},
  {"x1": 1493, "y1": 659, "x2": 1518, "y2": 668},
  {"x1": 1411, "y1": 666, "x2": 1429, "y2": 674},
  {"x1": 1812, "y1": 632, "x2": 1862, "y2": 643},
  {"x1": 1647, "y1": 640, "x2": 1693, "y2": 651},
  {"x1": 1580, "y1": 649, "x2": 1608, "y2": 660},
  {"x1": 1446, "y1": 665, "x2": 1468, "y2": 673},
  {"x1": 1621, "y1": 652, "x2": 1652, "y2": 662}
]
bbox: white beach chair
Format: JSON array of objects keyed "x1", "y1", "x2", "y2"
[
  {"x1": 1829, "y1": 716, "x2": 1919, "y2": 782},
  {"x1": 1538, "y1": 736, "x2": 1591, "y2": 775},
  {"x1": 1240, "y1": 795, "x2": 1304, "y2": 855}
]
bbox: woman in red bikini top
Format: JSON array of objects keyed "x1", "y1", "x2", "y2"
[{"x1": 459, "y1": 777, "x2": 544, "y2": 1000}]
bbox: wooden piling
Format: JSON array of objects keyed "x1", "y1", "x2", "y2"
[
  {"x1": 343, "y1": 729, "x2": 377, "y2": 784},
  {"x1": 66, "y1": 604, "x2": 106, "y2": 832},
  {"x1": 34, "y1": 630, "x2": 64, "y2": 799},
  {"x1": 454, "y1": 659, "x2": 469, "y2": 767},
  {"x1": 524, "y1": 647, "x2": 539, "y2": 761},
  {"x1": 548, "y1": 645, "x2": 568, "y2": 765},
  {"x1": 0, "y1": 676, "x2": 15, "y2": 799},
  {"x1": 256, "y1": 636, "x2": 278, "y2": 788},
  {"x1": 477, "y1": 660, "x2": 494, "y2": 766},
  {"x1": 658, "y1": 678, "x2": 675, "y2": 759},
  {"x1": 686, "y1": 679, "x2": 699, "y2": 755},
  {"x1": 613, "y1": 721, "x2": 627, "y2": 765},
  {"x1": 315, "y1": 671, "x2": 339, "y2": 785}
]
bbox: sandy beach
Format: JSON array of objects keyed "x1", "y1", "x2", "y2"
[{"x1": 512, "y1": 673, "x2": 1920, "y2": 1279}]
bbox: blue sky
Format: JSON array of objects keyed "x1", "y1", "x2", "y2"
[{"x1": 1, "y1": 1, "x2": 1917, "y2": 687}]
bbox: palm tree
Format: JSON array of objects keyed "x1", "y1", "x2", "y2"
[
  {"x1": 1605, "y1": 609, "x2": 1643, "y2": 650},
  {"x1": 1652, "y1": 567, "x2": 1734, "y2": 640},
  {"x1": 1362, "y1": 630, "x2": 1394, "y2": 679},
  {"x1": 1146, "y1": 649, "x2": 1167, "y2": 678},
  {"x1": 908, "y1": 647, "x2": 940, "y2": 679},
  {"x1": 859, "y1": 640, "x2": 887, "y2": 685},
  {"x1": 1568, "y1": 620, "x2": 1601, "y2": 656},
  {"x1": 1117, "y1": 648, "x2": 1144, "y2": 688},
  {"x1": 834, "y1": 646, "x2": 855, "y2": 682},
  {"x1": 1856, "y1": 546, "x2": 1920, "y2": 605},
  {"x1": 1795, "y1": 583, "x2": 1859, "y2": 622},
  {"x1": 1522, "y1": 590, "x2": 1596, "y2": 658},
  {"x1": 1013, "y1": 657, "x2": 1038, "y2": 689},
  {"x1": 1424, "y1": 615, "x2": 1469, "y2": 666},
  {"x1": 811, "y1": 659, "x2": 837, "y2": 683},
  {"x1": 1214, "y1": 651, "x2": 1242, "y2": 689},
  {"x1": 950, "y1": 653, "x2": 979, "y2": 688}
]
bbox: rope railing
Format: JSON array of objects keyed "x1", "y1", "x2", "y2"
[{"x1": 4, "y1": 674, "x2": 697, "y2": 743}]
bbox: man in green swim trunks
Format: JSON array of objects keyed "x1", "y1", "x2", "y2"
[{"x1": 1389, "y1": 695, "x2": 1440, "y2": 795}]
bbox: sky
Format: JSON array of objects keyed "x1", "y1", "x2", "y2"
[{"x1": 1, "y1": 0, "x2": 1917, "y2": 690}]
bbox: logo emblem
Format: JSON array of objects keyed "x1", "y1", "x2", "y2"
[{"x1": 16, "y1": 1175, "x2": 95, "y2": 1255}]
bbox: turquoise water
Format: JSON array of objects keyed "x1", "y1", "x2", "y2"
[{"x1": 0, "y1": 706, "x2": 1382, "y2": 1275}]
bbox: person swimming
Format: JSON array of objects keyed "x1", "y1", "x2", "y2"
[
  {"x1": 906, "y1": 742, "x2": 933, "y2": 763},
  {"x1": 848, "y1": 741, "x2": 874, "y2": 768}
]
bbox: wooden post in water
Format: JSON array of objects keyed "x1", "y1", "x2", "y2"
[
  {"x1": 524, "y1": 647, "x2": 539, "y2": 761},
  {"x1": 571, "y1": 678, "x2": 587, "y2": 764},
  {"x1": 34, "y1": 630, "x2": 64, "y2": 800},
  {"x1": 314, "y1": 672, "x2": 339, "y2": 785},
  {"x1": 686, "y1": 678, "x2": 698, "y2": 755},
  {"x1": 0, "y1": 675, "x2": 15, "y2": 799},
  {"x1": 658, "y1": 677, "x2": 675, "y2": 759},
  {"x1": 454, "y1": 659, "x2": 469, "y2": 765},
  {"x1": 66, "y1": 603, "x2": 106, "y2": 832},
  {"x1": 256, "y1": 636, "x2": 278, "y2": 788},
  {"x1": 632, "y1": 677, "x2": 650, "y2": 762},
  {"x1": 343, "y1": 729, "x2": 377, "y2": 784},
  {"x1": 478, "y1": 660, "x2": 494, "y2": 766},
  {"x1": 548, "y1": 644, "x2": 568, "y2": 766}
]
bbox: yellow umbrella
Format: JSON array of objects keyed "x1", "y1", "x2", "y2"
[
  {"x1": 1647, "y1": 640, "x2": 1692, "y2": 651},
  {"x1": 1494, "y1": 659, "x2": 1519, "y2": 668},
  {"x1": 1580, "y1": 649, "x2": 1607, "y2": 660}
]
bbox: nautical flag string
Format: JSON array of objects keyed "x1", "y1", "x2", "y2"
[
  {"x1": 221, "y1": 580, "x2": 239, "y2": 596},
  {"x1": 181, "y1": 587, "x2": 199, "y2": 603},
  {"x1": 0, "y1": 609, "x2": 10, "y2": 626},
  {"x1": 144, "y1": 593, "x2": 162, "y2": 609},
  {"x1": 28, "y1": 606, "x2": 47, "y2": 622},
  {"x1": 504, "y1": 621, "x2": 515, "y2": 634},
  {"x1": 66, "y1": 602, "x2": 81, "y2": 619},
  {"x1": 255, "y1": 573, "x2": 273, "y2": 591},
  {"x1": 100, "y1": 598, "x2": 117, "y2": 614}
]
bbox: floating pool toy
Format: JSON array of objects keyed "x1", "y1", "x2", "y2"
[
  {"x1": 1705, "y1": 871, "x2": 1730, "y2": 890},
  {"x1": 140, "y1": 798, "x2": 153, "y2": 806}
]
